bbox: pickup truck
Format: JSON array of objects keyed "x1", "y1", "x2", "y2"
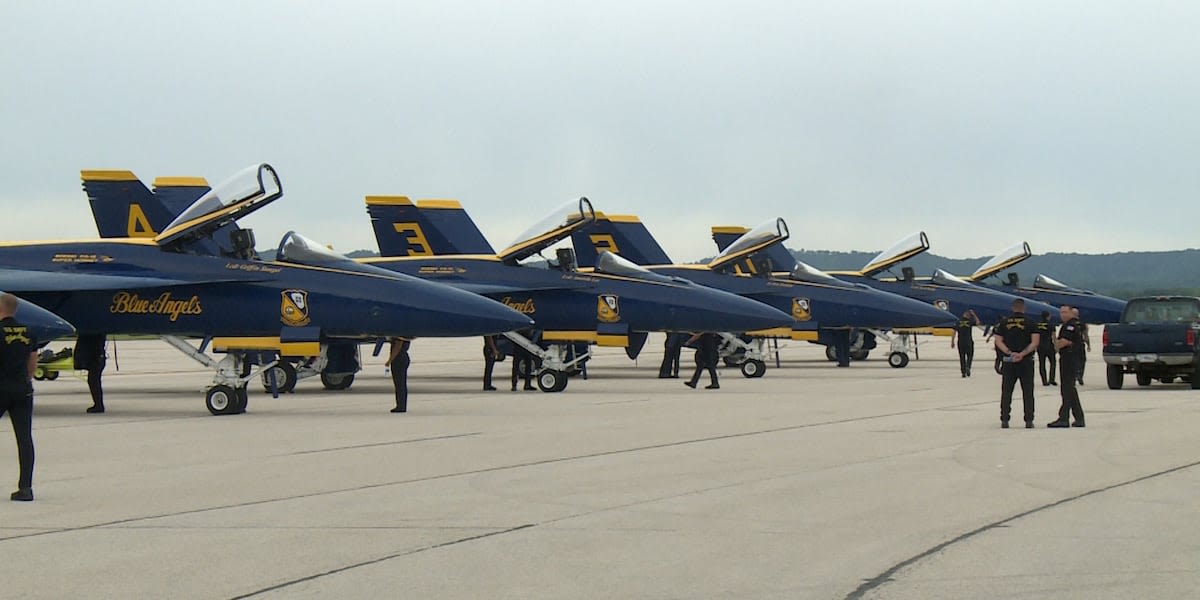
[{"x1": 1103, "y1": 296, "x2": 1200, "y2": 389}]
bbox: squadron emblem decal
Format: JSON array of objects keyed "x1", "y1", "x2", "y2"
[
  {"x1": 792, "y1": 297, "x2": 812, "y2": 321},
  {"x1": 597, "y1": 294, "x2": 620, "y2": 323},
  {"x1": 281, "y1": 289, "x2": 311, "y2": 326}
]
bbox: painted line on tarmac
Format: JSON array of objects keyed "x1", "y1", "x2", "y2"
[
  {"x1": 0, "y1": 400, "x2": 988, "y2": 545},
  {"x1": 283, "y1": 432, "x2": 481, "y2": 456},
  {"x1": 228, "y1": 524, "x2": 537, "y2": 599},
  {"x1": 844, "y1": 458, "x2": 1200, "y2": 600}
]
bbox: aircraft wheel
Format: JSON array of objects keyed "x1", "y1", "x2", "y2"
[
  {"x1": 537, "y1": 370, "x2": 568, "y2": 393},
  {"x1": 206, "y1": 385, "x2": 240, "y2": 415},
  {"x1": 320, "y1": 372, "x2": 355, "y2": 391},
  {"x1": 1106, "y1": 365, "x2": 1124, "y2": 390},
  {"x1": 740, "y1": 359, "x2": 766, "y2": 378},
  {"x1": 261, "y1": 362, "x2": 298, "y2": 393},
  {"x1": 850, "y1": 349, "x2": 870, "y2": 361},
  {"x1": 888, "y1": 352, "x2": 909, "y2": 368},
  {"x1": 46, "y1": 370, "x2": 59, "y2": 380},
  {"x1": 723, "y1": 356, "x2": 739, "y2": 368},
  {"x1": 33, "y1": 367, "x2": 45, "y2": 381},
  {"x1": 825, "y1": 346, "x2": 838, "y2": 362},
  {"x1": 1136, "y1": 372, "x2": 1152, "y2": 387}
]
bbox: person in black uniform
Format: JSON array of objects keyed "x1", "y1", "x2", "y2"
[
  {"x1": 658, "y1": 332, "x2": 684, "y2": 378},
  {"x1": 684, "y1": 332, "x2": 720, "y2": 389},
  {"x1": 950, "y1": 309, "x2": 980, "y2": 377},
  {"x1": 510, "y1": 331, "x2": 535, "y2": 391},
  {"x1": 1036, "y1": 311, "x2": 1057, "y2": 386},
  {"x1": 482, "y1": 335, "x2": 499, "y2": 391},
  {"x1": 1076, "y1": 313, "x2": 1090, "y2": 385},
  {"x1": 1048, "y1": 304, "x2": 1086, "y2": 428},
  {"x1": 385, "y1": 337, "x2": 411, "y2": 413},
  {"x1": 994, "y1": 298, "x2": 1040, "y2": 428},
  {"x1": 0, "y1": 294, "x2": 37, "y2": 501},
  {"x1": 74, "y1": 333, "x2": 107, "y2": 413},
  {"x1": 985, "y1": 315, "x2": 1004, "y2": 374}
]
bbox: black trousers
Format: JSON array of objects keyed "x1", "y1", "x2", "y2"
[
  {"x1": 390, "y1": 355, "x2": 410, "y2": 411},
  {"x1": 511, "y1": 353, "x2": 533, "y2": 390},
  {"x1": 1000, "y1": 359, "x2": 1036, "y2": 423},
  {"x1": 483, "y1": 353, "x2": 496, "y2": 388},
  {"x1": 1077, "y1": 352, "x2": 1087, "y2": 383},
  {"x1": 87, "y1": 368, "x2": 104, "y2": 407},
  {"x1": 957, "y1": 343, "x2": 974, "y2": 376},
  {"x1": 1038, "y1": 348, "x2": 1057, "y2": 385},
  {"x1": 659, "y1": 343, "x2": 681, "y2": 377},
  {"x1": 0, "y1": 389, "x2": 34, "y2": 490},
  {"x1": 1058, "y1": 359, "x2": 1085, "y2": 422},
  {"x1": 688, "y1": 352, "x2": 719, "y2": 387}
]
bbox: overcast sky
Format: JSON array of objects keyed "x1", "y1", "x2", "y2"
[{"x1": 3, "y1": 1, "x2": 1198, "y2": 263}]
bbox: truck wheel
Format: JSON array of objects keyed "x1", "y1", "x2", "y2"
[
  {"x1": 46, "y1": 370, "x2": 59, "y2": 380},
  {"x1": 1136, "y1": 372, "x2": 1152, "y2": 387},
  {"x1": 1106, "y1": 365, "x2": 1124, "y2": 390}
]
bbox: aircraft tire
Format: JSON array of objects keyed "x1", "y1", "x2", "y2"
[
  {"x1": 206, "y1": 385, "x2": 240, "y2": 415},
  {"x1": 261, "y1": 362, "x2": 298, "y2": 394},
  {"x1": 740, "y1": 359, "x2": 766, "y2": 378},
  {"x1": 320, "y1": 372, "x2": 355, "y2": 391},
  {"x1": 1136, "y1": 371, "x2": 1152, "y2": 387},
  {"x1": 825, "y1": 346, "x2": 838, "y2": 362},
  {"x1": 537, "y1": 370, "x2": 567, "y2": 393},
  {"x1": 850, "y1": 349, "x2": 870, "y2": 361},
  {"x1": 888, "y1": 352, "x2": 909, "y2": 368},
  {"x1": 46, "y1": 370, "x2": 59, "y2": 380},
  {"x1": 1106, "y1": 365, "x2": 1124, "y2": 390}
]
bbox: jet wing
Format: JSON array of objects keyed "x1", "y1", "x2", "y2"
[{"x1": 0, "y1": 267, "x2": 257, "y2": 292}]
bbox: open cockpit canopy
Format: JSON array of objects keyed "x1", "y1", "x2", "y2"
[
  {"x1": 860, "y1": 231, "x2": 929, "y2": 277},
  {"x1": 970, "y1": 242, "x2": 1031, "y2": 280},
  {"x1": 708, "y1": 218, "x2": 789, "y2": 271},
  {"x1": 498, "y1": 197, "x2": 595, "y2": 264}
]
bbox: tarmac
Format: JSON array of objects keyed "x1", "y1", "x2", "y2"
[{"x1": 1, "y1": 334, "x2": 1197, "y2": 599}]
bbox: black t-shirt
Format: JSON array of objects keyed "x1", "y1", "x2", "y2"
[
  {"x1": 996, "y1": 312, "x2": 1034, "y2": 354},
  {"x1": 954, "y1": 318, "x2": 975, "y2": 345},
  {"x1": 1058, "y1": 318, "x2": 1085, "y2": 362},
  {"x1": 1036, "y1": 319, "x2": 1055, "y2": 350},
  {"x1": 0, "y1": 316, "x2": 37, "y2": 391}
]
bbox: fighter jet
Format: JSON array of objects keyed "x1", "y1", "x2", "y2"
[
  {"x1": 565, "y1": 214, "x2": 957, "y2": 372},
  {"x1": 359, "y1": 196, "x2": 794, "y2": 389},
  {"x1": 964, "y1": 242, "x2": 1127, "y2": 324},
  {"x1": 3, "y1": 296, "x2": 74, "y2": 345},
  {"x1": 1, "y1": 164, "x2": 531, "y2": 414}
]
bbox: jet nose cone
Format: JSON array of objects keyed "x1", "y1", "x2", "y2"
[
  {"x1": 685, "y1": 288, "x2": 794, "y2": 332},
  {"x1": 421, "y1": 283, "x2": 533, "y2": 336},
  {"x1": 14, "y1": 298, "x2": 75, "y2": 342},
  {"x1": 863, "y1": 290, "x2": 957, "y2": 328}
]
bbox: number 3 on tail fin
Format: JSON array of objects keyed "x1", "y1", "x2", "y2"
[{"x1": 392, "y1": 222, "x2": 433, "y2": 256}]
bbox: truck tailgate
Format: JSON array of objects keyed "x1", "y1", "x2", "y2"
[{"x1": 1104, "y1": 324, "x2": 1194, "y2": 355}]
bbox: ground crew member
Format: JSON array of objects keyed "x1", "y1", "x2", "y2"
[
  {"x1": 482, "y1": 336, "x2": 499, "y2": 391},
  {"x1": 0, "y1": 294, "x2": 37, "y2": 501},
  {"x1": 1048, "y1": 304, "x2": 1085, "y2": 428},
  {"x1": 658, "y1": 332, "x2": 684, "y2": 378},
  {"x1": 684, "y1": 332, "x2": 720, "y2": 390},
  {"x1": 510, "y1": 331, "x2": 535, "y2": 391},
  {"x1": 950, "y1": 309, "x2": 980, "y2": 377},
  {"x1": 1036, "y1": 311, "x2": 1057, "y2": 386},
  {"x1": 1076, "y1": 314, "x2": 1090, "y2": 385},
  {"x1": 985, "y1": 315, "x2": 1005, "y2": 375},
  {"x1": 385, "y1": 337, "x2": 411, "y2": 413},
  {"x1": 75, "y1": 333, "x2": 107, "y2": 413},
  {"x1": 994, "y1": 298, "x2": 1040, "y2": 428}
]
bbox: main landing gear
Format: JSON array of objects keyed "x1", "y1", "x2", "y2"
[
  {"x1": 503, "y1": 332, "x2": 588, "y2": 393},
  {"x1": 162, "y1": 336, "x2": 281, "y2": 416},
  {"x1": 716, "y1": 333, "x2": 770, "y2": 378}
]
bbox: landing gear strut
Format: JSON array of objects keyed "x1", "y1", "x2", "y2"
[{"x1": 502, "y1": 332, "x2": 589, "y2": 393}]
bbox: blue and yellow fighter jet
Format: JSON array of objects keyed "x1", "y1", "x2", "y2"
[
  {"x1": 562, "y1": 214, "x2": 957, "y2": 372},
  {"x1": 2, "y1": 296, "x2": 74, "y2": 345},
  {"x1": 963, "y1": 242, "x2": 1126, "y2": 324},
  {"x1": 359, "y1": 196, "x2": 794, "y2": 389},
  {"x1": 83, "y1": 179, "x2": 793, "y2": 392},
  {"x1": 705, "y1": 230, "x2": 1061, "y2": 358},
  {"x1": 1, "y1": 164, "x2": 532, "y2": 414}
]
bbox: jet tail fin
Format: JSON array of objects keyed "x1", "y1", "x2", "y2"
[
  {"x1": 81, "y1": 170, "x2": 173, "y2": 238},
  {"x1": 365, "y1": 196, "x2": 496, "y2": 256},
  {"x1": 570, "y1": 213, "x2": 674, "y2": 268}
]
